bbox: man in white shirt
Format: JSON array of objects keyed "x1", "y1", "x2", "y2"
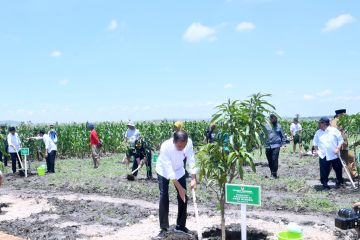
[
  {"x1": 30, "y1": 130, "x2": 58, "y2": 173},
  {"x1": 7, "y1": 127, "x2": 22, "y2": 174},
  {"x1": 155, "y1": 131, "x2": 197, "y2": 238},
  {"x1": 313, "y1": 117, "x2": 344, "y2": 190},
  {"x1": 290, "y1": 118, "x2": 302, "y2": 155},
  {"x1": 123, "y1": 121, "x2": 141, "y2": 166}
]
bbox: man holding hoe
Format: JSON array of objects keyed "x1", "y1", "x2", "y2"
[{"x1": 155, "y1": 130, "x2": 197, "y2": 238}]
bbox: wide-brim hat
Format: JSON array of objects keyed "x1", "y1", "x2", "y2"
[{"x1": 127, "y1": 121, "x2": 135, "y2": 127}]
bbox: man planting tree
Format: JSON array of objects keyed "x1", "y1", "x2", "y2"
[
  {"x1": 155, "y1": 130, "x2": 197, "y2": 238},
  {"x1": 123, "y1": 121, "x2": 141, "y2": 167},
  {"x1": 29, "y1": 129, "x2": 57, "y2": 173}
]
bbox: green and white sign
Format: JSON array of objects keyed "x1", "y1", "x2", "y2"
[
  {"x1": 225, "y1": 184, "x2": 261, "y2": 206},
  {"x1": 21, "y1": 148, "x2": 30, "y2": 156}
]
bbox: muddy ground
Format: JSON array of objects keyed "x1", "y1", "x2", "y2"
[{"x1": 0, "y1": 151, "x2": 359, "y2": 239}]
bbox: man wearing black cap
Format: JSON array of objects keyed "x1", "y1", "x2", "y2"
[
  {"x1": 331, "y1": 109, "x2": 358, "y2": 179},
  {"x1": 313, "y1": 117, "x2": 344, "y2": 190}
]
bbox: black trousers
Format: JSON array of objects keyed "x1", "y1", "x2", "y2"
[
  {"x1": 0, "y1": 151, "x2": 8, "y2": 166},
  {"x1": 132, "y1": 153, "x2": 152, "y2": 178},
  {"x1": 46, "y1": 150, "x2": 57, "y2": 173},
  {"x1": 158, "y1": 174, "x2": 187, "y2": 230},
  {"x1": 10, "y1": 152, "x2": 22, "y2": 173},
  {"x1": 319, "y1": 157, "x2": 343, "y2": 186},
  {"x1": 266, "y1": 147, "x2": 280, "y2": 175}
]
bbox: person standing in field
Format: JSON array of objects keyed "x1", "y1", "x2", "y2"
[
  {"x1": 205, "y1": 123, "x2": 217, "y2": 144},
  {"x1": 48, "y1": 124, "x2": 58, "y2": 146},
  {"x1": 29, "y1": 129, "x2": 57, "y2": 173},
  {"x1": 313, "y1": 117, "x2": 344, "y2": 190},
  {"x1": 265, "y1": 114, "x2": 287, "y2": 179},
  {"x1": 0, "y1": 125, "x2": 9, "y2": 167},
  {"x1": 7, "y1": 127, "x2": 22, "y2": 174},
  {"x1": 290, "y1": 118, "x2": 303, "y2": 156},
  {"x1": 331, "y1": 109, "x2": 358, "y2": 179},
  {"x1": 155, "y1": 130, "x2": 197, "y2": 238},
  {"x1": 88, "y1": 123, "x2": 101, "y2": 169},
  {"x1": 123, "y1": 121, "x2": 141, "y2": 167}
]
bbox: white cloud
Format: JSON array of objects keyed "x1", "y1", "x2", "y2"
[
  {"x1": 107, "y1": 19, "x2": 118, "y2": 31},
  {"x1": 303, "y1": 94, "x2": 315, "y2": 101},
  {"x1": 322, "y1": 14, "x2": 356, "y2": 32},
  {"x1": 183, "y1": 22, "x2": 216, "y2": 42},
  {"x1": 224, "y1": 83, "x2": 233, "y2": 89},
  {"x1": 276, "y1": 50, "x2": 285, "y2": 56},
  {"x1": 59, "y1": 79, "x2": 69, "y2": 86},
  {"x1": 236, "y1": 22, "x2": 255, "y2": 31},
  {"x1": 50, "y1": 50, "x2": 62, "y2": 58},
  {"x1": 316, "y1": 89, "x2": 332, "y2": 97},
  {"x1": 335, "y1": 95, "x2": 360, "y2": 101}
]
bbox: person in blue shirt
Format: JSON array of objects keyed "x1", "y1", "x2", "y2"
[{"x1": 265, "y1": 114, "x2": 287, "y2": 179}]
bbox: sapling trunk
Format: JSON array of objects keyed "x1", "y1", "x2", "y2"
[{"x1": 220, "y1": 191, "x2": 226, "y2": 240}]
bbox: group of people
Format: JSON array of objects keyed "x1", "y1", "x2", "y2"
[
  {"x1": 0, "y1": 125, "x2": 58, "y2": 175},
  {"x1": 264, "y1": 109, "x2": 359, "y2": 191}
]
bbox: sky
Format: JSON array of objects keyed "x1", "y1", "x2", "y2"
[{"x1": 0, "y1": 0, "x2": 359, "y2": 123}]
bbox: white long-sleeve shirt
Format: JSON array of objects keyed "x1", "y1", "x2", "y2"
[
  {"x1": 313, "y1": 126, "x2": 344, "y2": 161},
  {"x1": 7, "y1": 133, "x2": 21, "y2": 153},
  {"x1": 33, "y1": 134, "x2": 57, "y2": 153},
  {"x1": 156, "y1": 138, "x2": 197, "y2": 180}
]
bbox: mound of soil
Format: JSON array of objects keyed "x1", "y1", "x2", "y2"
[
  {"x1": 0, "y1": 198, "x2": 153, "y2": 239},
  {"x1": 202, "y1": 224, "x2": 269, "y2": 240}
]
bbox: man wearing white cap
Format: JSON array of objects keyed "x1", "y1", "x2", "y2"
[{"x1": 124, "y1": 121, "x2": 141, "y2": 166}]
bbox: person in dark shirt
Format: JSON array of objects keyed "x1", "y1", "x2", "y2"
[
  {"x1": 205, "y1": 124, "x2": 216, "y2": 144},
  {"x1": 132, "y1": 137, "x2": 152, "y2": 179},
  {"x1": 265, "y1": 114, "x2": 287, "y2": 179}
]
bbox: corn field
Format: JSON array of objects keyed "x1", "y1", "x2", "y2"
[{"x1": 2, "y1": 121, "x2": 210, "y2": 159}]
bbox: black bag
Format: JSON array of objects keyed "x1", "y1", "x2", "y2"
[{"x1": 97, "y1": 140, "x2": 103, "y2": 148}]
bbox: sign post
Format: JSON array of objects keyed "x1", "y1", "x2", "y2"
[
  {"x1": 21, "y1": 148, "x2": 30, "y2": 178},
  {"x1": 226, "y1": 184, "x2": 261, "y2": 240}
]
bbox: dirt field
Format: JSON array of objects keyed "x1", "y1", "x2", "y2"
[{"x1": 0, "y1": 150, "x2": 359, "y2": 239}]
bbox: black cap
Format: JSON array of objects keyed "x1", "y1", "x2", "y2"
[
  {"x1": 335, "y1": 109, "x2": 346, "y2": 117},
  {"x1": 9, "y1": 127, "x2": 16, "y2": 132},
  {"x1": 319, "y1": 117, "x2": 330, "y2": 124}
]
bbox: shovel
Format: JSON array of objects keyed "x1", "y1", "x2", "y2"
[
  {"x1": 10, "y1": 145, "x2": 25, "y2": 176},
  {"x1": 192, "y1": 188, "x2": 202, "y2": 240},
  {"x1": 339, "y1": 153, "x2": 357, "y2": 189},
  {"x1": 126, "y1": 160, "x2": 144, "y2": 181}
]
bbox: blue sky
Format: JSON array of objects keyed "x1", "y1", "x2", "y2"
[{"x1": 0, "y1": 0, "x2": 359, "y2": 123}]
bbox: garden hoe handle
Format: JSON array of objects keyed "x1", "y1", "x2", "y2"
[
  {"x1": 339, "y1": 153, "x2": 357, "y2": 189},
  {"x1": 130, "y1": 160, "x2": 144, "y2": 175},
  {"x1": 11, "y1": 144, "x2": 24, "y2": 170},
  {"x1": 192, "y1": 188, "x2": 202, "y2": 240}
]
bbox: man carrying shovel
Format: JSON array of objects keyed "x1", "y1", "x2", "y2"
[
  {"x1": 127, "y1": 137, "x2": 152, "y2": 180},
  {"x1": 7, "y1": 127, "x2": 23, "y2": 174},
  {"x1": 155, "y1": 130, "x2": 197, "y2": 238}
]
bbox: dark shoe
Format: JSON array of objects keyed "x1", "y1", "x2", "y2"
[
  {"x1": 174, "y1": 226, "x2": 192, "y2": 235},
  {"x1": 322, "y1": 185, "x2": 330, "y2": 191},
  {"x1": 335, "y1": 182, "x2": 344, "y2": 189},
  {"x1": 155, "y1": 229, "x2": 168, "y2": 239},
  {"x1": 271, "y1": 173, "x2": 278, "y2": 179}
]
